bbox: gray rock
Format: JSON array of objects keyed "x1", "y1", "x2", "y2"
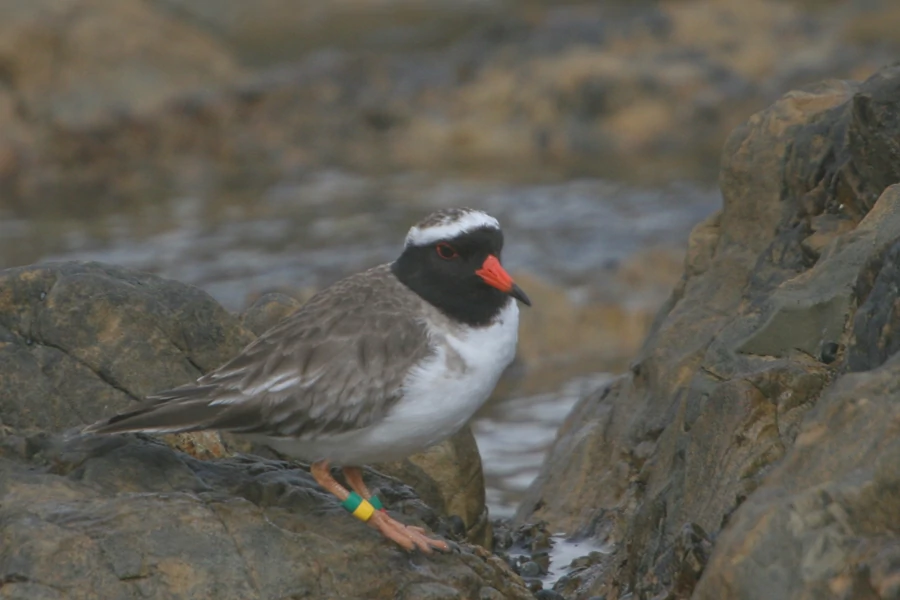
[
  {"x1": 695, "y1": 351, "x2": 900, "y2": 599},
  {"x1": 0, "y1": 432, "x2": 532, "y2": 599},
  {"x1": 0, "y1": 261, "x2": 254, "y2": 431},
  {"x1": 516, "y1": 64, "x2": 900, "y2": 599}
]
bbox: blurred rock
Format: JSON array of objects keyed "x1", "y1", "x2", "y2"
[
  {"x1": 149, "y1": 0, "x2": 505, "y2": 64},
  {"x1": 0, "y1": 0, "x2": 240, "y2": 127},
  {"x1": 514, "y1": 257, "x2": 681, "y2": 391},
  {"x1": 1, "y1": 0, "x2": 898, "y2": 210},
  {"x1": 240, "y1": 291, "x2": 304, "y2": 336},
  {"x1": 516, "y1": 64, "x2": 900, "y2": 599}
]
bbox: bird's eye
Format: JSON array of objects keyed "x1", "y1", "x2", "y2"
[{"x1": 435, "y1": 242, "x2": 459, "y2": 260}]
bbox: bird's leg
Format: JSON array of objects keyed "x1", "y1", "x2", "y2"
[
  {"x1": 341, "y1": 466, "x2": 378, "y2": 504},
  {"x1": 310, "y1": 461, "x2": 448, "y2": 553},
  {"x1": 310, "y1": 460, "x2": 351, "y2": 500},
  {"x1": 342, "y1": 466, "x2": 449, "y2": 552}
]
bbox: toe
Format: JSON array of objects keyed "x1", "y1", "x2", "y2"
[
  {"x1": 404, "y1": 525, "x2": 449, "y2": 553},
  {"x1": 369, "y1": 512, "x2": 448, "y2": 553},
  {"x1": 381, "y1": 524, "x2": 417, "y2": 551}
]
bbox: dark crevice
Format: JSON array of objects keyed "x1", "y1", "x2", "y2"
[
  {"x1": 0, "y1": 573, "x2": 67, "y2": 594},
  {"x1": 34, "y1": 338, "x2": 141, "y2": 403}
]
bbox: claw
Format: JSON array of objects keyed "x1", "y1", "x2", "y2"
[{"x1": 369, "y1": 510, "x2": 449, "y2": 553}]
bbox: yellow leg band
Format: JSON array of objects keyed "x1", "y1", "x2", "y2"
[
  {"x1": 341, "y1": 492, "x2": 375, "y2": 522},
  {"x1": 352, "y1": 500, "x2": 375, "y2": 522}
]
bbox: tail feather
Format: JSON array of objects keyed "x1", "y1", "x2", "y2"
[{"x1": 82, "y1": 385, "x2": 228, "y2": 435}]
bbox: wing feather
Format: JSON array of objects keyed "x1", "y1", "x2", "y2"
[{"x1": 84, "y1": 265, "x2": 434, "y2": 438}]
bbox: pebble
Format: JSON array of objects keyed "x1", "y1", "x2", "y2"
[{"x1": 519, "y1": 561, "x2": 542, "y2": 578}]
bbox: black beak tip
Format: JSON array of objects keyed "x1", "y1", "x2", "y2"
[{"x1": 510, "y1": 283, "x2": 532, "y2": 307}]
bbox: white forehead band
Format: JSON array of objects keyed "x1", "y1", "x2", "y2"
[{"x1": 405, "y1": 211, "x2": 500, "y2": 247}]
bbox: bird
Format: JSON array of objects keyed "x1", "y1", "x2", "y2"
[{"x1": 83, "y1": 207, "x2": 531, "y2": 553}]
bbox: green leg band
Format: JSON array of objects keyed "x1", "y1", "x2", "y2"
[
  {"x1": 341, "y1": 492, "x2": 375, "y2": 522},
  {"x1": 369, "y1": 495, "x2": 383, "y2": 511}
]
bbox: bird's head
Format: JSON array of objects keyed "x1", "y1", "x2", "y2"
[{"x1": 392, "y1": 208, "x2": 531, "y2": 326}]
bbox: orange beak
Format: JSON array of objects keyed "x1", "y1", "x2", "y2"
[{"x1": 476, "y1": 255, "x2": 531, "y2": 306}]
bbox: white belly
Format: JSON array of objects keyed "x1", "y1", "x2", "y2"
[{"x1": 261, "y1": 300, "x2": 520, "y2": 465}]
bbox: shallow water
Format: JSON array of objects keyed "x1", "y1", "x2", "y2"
[
  {"x1": 0, "y1": 171, "x2": 719, "y2": 515},
  {"x1": 473, "y1": 374, "x2": 612, "y2": 519},
  {"x1": 4, "y1": 173, "x2": 717, "y2": 306}
]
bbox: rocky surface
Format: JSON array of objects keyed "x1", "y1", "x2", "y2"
[
  {"x1": 0, "y1": 261, "x2": 254, "y2": 431},
  {"x1": 0, "y1": 262, "x2": 521, "y2": 597},
  {"x1": 515, "y1": 64, "x2": 900, "y2": 598},
  {"x1": 0, "y1": 0, "x2": 240, "y2": 125},
  {"x1": 0, "y1": 433, "x2": 529, "y2": 600}
]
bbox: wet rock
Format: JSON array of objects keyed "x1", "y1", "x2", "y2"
[
  {"x1": 0, "y1": 433, "x2": 532, "y2": 599},
  {"x1": 517, "y1": 64, "x2": 900, "y2": 599},
  {"x1": 520, "y1": 561, "x2": 542, "y2": 578},
  {"x1": 492, "y1": 518, "x2": 560, "y2": 591}
]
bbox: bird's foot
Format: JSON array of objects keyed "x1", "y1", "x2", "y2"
[{"x1": 368, "y1": 509, "x2": 449, "y2": 553}]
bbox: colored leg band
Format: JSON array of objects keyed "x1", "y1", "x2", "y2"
[
  {"x1": 369, "y1": 495, "x2": 384, "y2": 511},
  {"x1": 341, "y1": 492, "x2": 375, "y2": 522}
]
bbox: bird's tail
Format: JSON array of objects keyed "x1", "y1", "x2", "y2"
[{"x1": 82, "y1": 385, "x2": 228, "y2": 435}]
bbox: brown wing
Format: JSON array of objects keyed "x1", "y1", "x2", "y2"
[{"x1": 84, "y1": 265, "x2": 433, "y2": 438}]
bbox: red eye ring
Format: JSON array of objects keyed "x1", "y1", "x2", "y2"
[{"x1": 436, "y1": 242, "x2": 459, "y2": 260}]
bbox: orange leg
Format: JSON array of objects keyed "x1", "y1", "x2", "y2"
[
  {"x1": 310, "y1": 461, "x2": 448, "y2": 553},
  {"x1": 341, "y1": 466, "x2": 374, "y2": 500}
]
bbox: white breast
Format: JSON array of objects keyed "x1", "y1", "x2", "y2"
[
  {"x1": 269, "y1": 300, "x2": 520, "y2": 465},
  {"x1": 386, "y1": 299, "x2": 521, "y2": 451}
]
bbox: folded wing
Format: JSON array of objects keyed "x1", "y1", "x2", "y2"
[{"x1": 83, "y1": 266, "x2": 432, "y2": 439}]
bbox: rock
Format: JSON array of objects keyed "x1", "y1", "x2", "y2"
[
  {"x1": 516, "y1": 64, "x2": 900, "y2": 599},
  {"x1": 514, "y1": 265, "x2": 676, "y2": 392},
  {"x1": 0, "y1": 261, "x2": 254, "y2": 431},
  {"x1": 148, "y1": 0, "x2": 504, "y2": 63},
  {"x1": 240, "y1": 291, "x2": 304, "y2": 337},
  {"x1": 694, "y1": 352, "x2": 900, "y2": 599},
  {"x1": 2, "y1": 0, "x2": 899, "y2": 210},
  {"x1": 0, "y1": 0, "x2": 240, "y2": 128},
  {"x1": 0, "y1": 432, "x2": 532, "y2": 600}
]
